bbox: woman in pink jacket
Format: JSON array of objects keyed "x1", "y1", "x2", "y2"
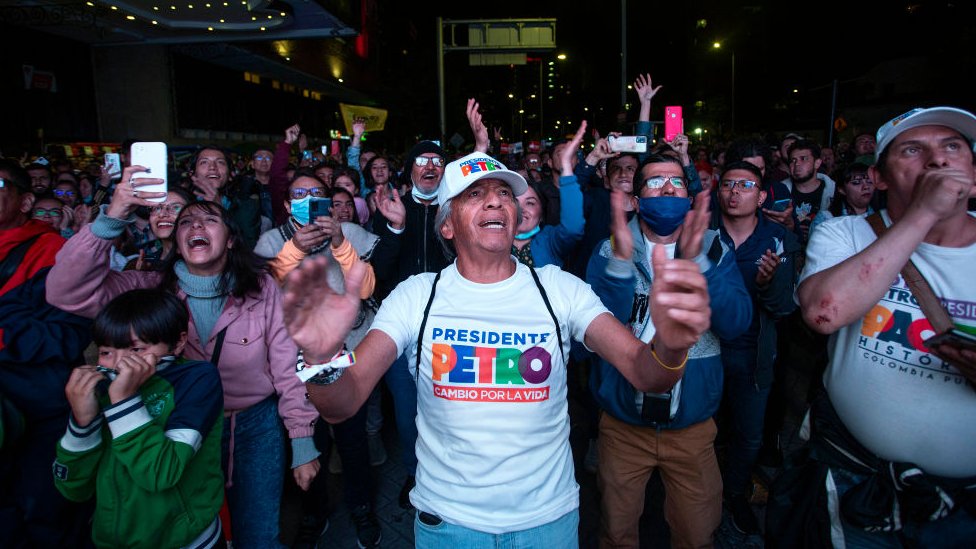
[{"x1": 47, "y1": 165, "x2": 319, "y2": 548}]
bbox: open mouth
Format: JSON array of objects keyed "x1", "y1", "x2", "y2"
[
  {"x1": 187, "y1": 235, "x2": 210, "y2": 249},
  {"x1": 479, "y1": 220, "x2": 506, "y2": 229},
  {"x1": 157, "y1": 222, "x2": 174, "y2": 230}
]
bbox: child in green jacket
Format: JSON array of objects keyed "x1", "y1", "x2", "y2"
[{"x1": 54, "y1": 289, "x2": 224, "y2": 548}]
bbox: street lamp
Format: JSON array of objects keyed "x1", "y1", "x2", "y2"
[{"x1": 712, "y1": 41, "x2": 735, "y2": 134}]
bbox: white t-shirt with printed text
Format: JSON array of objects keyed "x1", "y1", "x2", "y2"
[
  {"x1": 371, "y1": 260, "x2": 608, "y2": 532},
  {"x1": 800, "y1": 211, "x2": 976, "y2": 477}
]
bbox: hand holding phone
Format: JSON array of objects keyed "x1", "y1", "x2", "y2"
[
  {"x1": 608, "y1": 135, "x2": 648, "y2": 154},
  {"x1": 128, "y1": 142, "x2": 168, "y2": 203},
  {"x1": 664, "y1": 106, "x2": 683, "y2": 143},
  {"x1": 104, "y1": 153, "x2": 122, "y2": 178},
  {"x1": 309, "y1": 197, "x2": 332, "y2": 220},
  {"x1": 770, "y1": 198, "x2": 792, "y2": 212}
]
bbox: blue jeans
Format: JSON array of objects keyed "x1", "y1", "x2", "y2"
[
  {"x1": 383, "y1": 353, "x2": 418, "y2": 475},
  {"x1": 832, "y1": 467, "x2": 976, "y2": 549},
  {"x1": 415, "y1": 509, "x2": 579, "y2": 549},
  {"x1": 221, "y1": 396, "x2": 286, "y2": 548},
  {"x1": 720, "y1": 346, "x2": 770, "y2": 497}
]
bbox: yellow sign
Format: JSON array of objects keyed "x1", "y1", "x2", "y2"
[{"x1": 340, "y1": 103, "x2": 388, "y2": 134}]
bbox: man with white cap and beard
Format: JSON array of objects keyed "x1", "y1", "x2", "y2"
[{"x1": 282, "y1": 147, "x2": 713, "y2": 546}]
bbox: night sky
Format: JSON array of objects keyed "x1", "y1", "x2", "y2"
[{"x1": 369, "y1": 0, "x2": 976, "y2": 146}]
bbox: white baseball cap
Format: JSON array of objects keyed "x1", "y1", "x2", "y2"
[
  {"x1": 876, "y1": 106, "x2": 976, "y2": 161},
  {"x1": 437, "y1": 152, "x2": 528, "y2": 205}
]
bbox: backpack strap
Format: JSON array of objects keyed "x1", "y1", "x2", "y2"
[
  {"x1": 0, "y1": 234, "x2": 42, "y2": 290},
  {"x1": 527, "y1": 266, "x2": 565, "y2": 363},
  {"x1": 415, "y1": 271, "x2": 441, "y2": 384}
]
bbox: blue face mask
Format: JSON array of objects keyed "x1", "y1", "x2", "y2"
[
  {"x1": 514, "y1": 225, "x2": 541, "y2": 240},
  {"x1": 638, "y1": 196, "x2": 691, "y2": 236},
  {"x1": 291, "y1": 196, "x2": 311, "y2": 225}
]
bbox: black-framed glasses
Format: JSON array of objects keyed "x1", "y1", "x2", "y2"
[
  {"x1": 33, "y1": 208, "x2": 63, "y2": 218},
  {"x1": 719, "y1": 179, "x2": 759, "y2": 190},
  {"x1": 644, "y1": 175, "x2": 686, "y2": 189},
  {"x1": 149, "y1": 203, "x2": 185, "y2": 215},
  {"x1": 290, "y1": 187, "x2": 328, "y2": 199},
  {"x1": 53, "y1": 188, "x2": 77, "y2": 198},
  {"x1": 414, "y1": 156, "x2": 445, "y2": 168}
]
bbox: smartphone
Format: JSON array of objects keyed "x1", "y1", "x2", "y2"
[
  {"x1": 129, "y1": 142, "x2": 168, "y2": 203},
  {"x1": 309, "y1": 197, "x2": 332, "y2": 220},
  {"x1": 664, "y1": 106, "x2": 683, "y2": 142},
  {"x1": 608, "y1": 135, "x2": 648, "y2": 154},
  {"x1": 320, "y1": 145, "x2": 329, "y2": 156},
  {"x1": 924, "y1": 328, "x2": 976, "y2": 353},
  {"x1": 302, "y1": 149, "x2": 314, "y2": 162},
  {"x1": 104, "y1": 153, "x2": 122, "y2": 178},
  {"x1": 770, "y1": 198, "x2": 791, "y2": 212}
]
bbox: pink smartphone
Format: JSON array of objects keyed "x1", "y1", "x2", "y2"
[{"x1": 664, "y1": 106, "x2": 683, "y2": 142}]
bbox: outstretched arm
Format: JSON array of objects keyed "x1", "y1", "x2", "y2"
[{"x1": 283, "y1": 258, "x2": 396, "y2": 421}]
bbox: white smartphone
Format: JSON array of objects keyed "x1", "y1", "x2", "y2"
[
  {"x1": 129, "y1": 142, "x2": 168, "y2": 203},
  {"x1": 608, "y1": 135, "x2": 648, "y2": 153}
]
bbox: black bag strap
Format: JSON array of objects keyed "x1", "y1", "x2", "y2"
[
  {"x1": 527, "y1": 266, "x2": 565, "y2": 362},
  {"x1": 0, "y1": 234, "x2": 42, "y2": 290},
  {"x1": 210, "y1": 327, "x2": 229, "y2": 366},
  {"x1": 413, "y1": 266, "x2": 564, "y2": 384},
  {"x1": 415, "y1": 271, "x2": 442, "y2": 383},
  {"x1": 865, "y1": 213, "x2": 954, "y2": 334}
]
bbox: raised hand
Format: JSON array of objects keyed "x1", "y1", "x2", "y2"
[
  {"x1": 633, "y1": 73, "x2": 663, "y2": 104},
  {"x1": 466, "y1": 98, "x2": 490, "y2": 153},
  {"x1": 106, "y1": 165, "x2": 167, "y2": 219},
  {"x1": 649, "y1": 244, "x2": 711, "y2": 353},
  {"x1": 352, "y1": 117, "x2": 367, "y2": 143},
  {"x1": 375, "y1": 184, "x2": 406, "y2": 229},
  {"x1": 559, "y1": 121, "x2": 588, "y2": 174},
  {"x1": 669, "y1": 134, "x2": 691, "y2": 165},
  {"x1": 285, "y1": 123, "x2": 301, "y2": 145},
  {"x1": 283, "y1": 257, "x2": 367, "y2": 361},
  {"x1": 677, "y1": 189, "x2": 711, "y2": 260},
  {"x1": 585, "y1": 135, "x2": 618, "y2": 167},
  {"x1": 610, "y1": 189, "x2": 633, "y2": 260}
]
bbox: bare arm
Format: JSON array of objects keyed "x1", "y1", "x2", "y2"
[
  {"x1": 798, "y1": 167, "x2": 970, "y2": 334},
  {"x1": 466, "y1": 98, "x2": 490, "y2": 154}
]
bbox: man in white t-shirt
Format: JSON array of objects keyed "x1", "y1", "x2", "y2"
[
  {"x1": 795, "y1": 107, "x2": 976, "y2": 546},
  {"x1": 280, "y1": 125, "x2": 714, "y2": 546}
]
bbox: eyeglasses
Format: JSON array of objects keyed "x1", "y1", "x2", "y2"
[
  {"x1": 719, "y1": 179, "x2": 759, "y2": 190},
  {"x1": 290, "y1": 187, "x2": 328, "y2": 199},
  {"x1": 644, "y1": 176, "x2": 686, "y2": 189},
  {"x1": 847, "y1": 176, "x2": 874, "y2": 186},
  {"x1": 414, "y1": 156, "x2": 445, "y2": 168},
  {"x1": 33, "y1": 208, "x2": 63, "y2": 218},
  {"x1": 53, "y1": 189, "x2": 77, "y2": 198},
  {"x1": 253, "y1": 154, "x2": 272, "y2": 161},
  {"x1": 149, "y1": 203, "x2": 185, "y2": 215}
]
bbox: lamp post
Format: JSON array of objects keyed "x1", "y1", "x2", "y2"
[{"x1": 712, "y1": 42, "x2": 735, "y2": 134}]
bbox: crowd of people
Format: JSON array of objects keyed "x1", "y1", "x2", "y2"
[{"x1": 0, "y1": 73, "x2": 974, "y2": 549}]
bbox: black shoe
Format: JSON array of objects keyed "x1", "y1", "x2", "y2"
[
  {"x1": 399, "y1": 475, "x2": 416, "y2": 510},
  {"x1": 727, "y1": 494, "x2": 761, "y2": 536},
  {"x1": 292, "y1": 514, "x2": 329, "y2": 549},
  {"x1": 351, "y1": 504, "x2": 382, "y2": 549}
]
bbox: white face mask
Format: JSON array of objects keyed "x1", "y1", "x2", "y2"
[{"x1": 412, "y1": 185, "x2": 439, "y2": 202}]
